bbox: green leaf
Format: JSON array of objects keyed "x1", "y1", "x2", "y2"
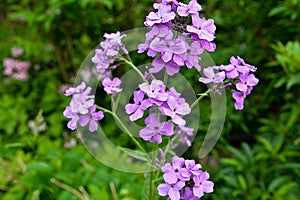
[
  {"x1": 119, "y1": 147, "x2": 149, "y2": 162},
  {"x1": 268, "y1": 176, "x2": 290, "y2": 191},
  {"x1": 286, "y1": 73, "x2": 300, "y2": 90}
]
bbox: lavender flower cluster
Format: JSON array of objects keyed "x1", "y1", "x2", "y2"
[
  {"x1": 139, "y1": 0, "x2": 216, "y2": 75},
  {"x1": 199, "y1": 56, "x2": 259, "y2": 110},
  {"x1": 125, "y1": 79, "x2": 194, "y2": 145},
  {"x1": 63, "y1": 0, "x2": 260, "y2": 199},
  {"x1": 158, "y1": 156, "x2": 213, "y2": 200},
  {"x1": 2, "y1": 48, "x2": 30, "y2": 81},
  {"x1": 63, "y1": 82, "x2": 104, "y2": 132}
]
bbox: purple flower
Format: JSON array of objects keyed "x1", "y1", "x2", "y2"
[
  {"x1": 199, "y1": 67, "x2": 225, "y2": 84},
  {"x1": 139, "y1": 79, "x2": 169, "y2": 105},
  {"x1": 236, "y1": 73, "x2": 259, "y2": 92},
  {"x1": 162, "y1": 156, "x2": 189, "y2": 184},
  {"x1": 219, "y1": 56, "x2": 257, "y2": 79},
  {"x1": 184, "y1": 159, "x2": 202, "y2": 176},
  {"x1": 177, "y1": 0, "x2": 202, "y2": 17},
  {"x1": 161, "y1": 95, "x2": 191, "y2": 126},
  {"x1": 176, "y1": 126, "x2": 194, "y2": 147},
  {"x1": 187, "y1": 16, "x2": 216, "y2": 42},
  {"x1": 64, "y1": 82, "x2": 86, "y2": 96},
  {"x1": 139, "y1": 113, "x2": 174, "y2": 143},
  {"x1": 125, "y1": 90, "x2": 152, "y2": 121},
  {"x1": 138, "y1": 25, "x2": 173, "y2": 55},
  {"x1": 192, "y1": 171, "x2": 214, "y2": 198},
  {"x1": 157, "y1": 181, "x2": 185, "y2": 200},
  {"x1": 145, "y1": 4, "x2": 176, "y2": 27},
  {"x1": 2, "y1": 58, "x2": 30, "y2": 81},
  {"x1": 63, "y1": 106, "x2": 80, "y2": 130},
  {"x1": 232, "y1": 90, "x2": 246, "y2": 110},
  {"x1": 184, "y1": 41, "x2": 203, "y2": 71},
  {"x1": 92, "y1": 32, "x2": 128, "y2": 75},
  {"x1": 180, "y1": 187, "x2": 199, "y2": 200},
  {"x1": 63, "y1": 105, "x2": 104, "y2": 132},
  {"x1": 63, "y1": 82, "x2": 105, "y2": 132},
  {"x1": 158, "y1": 156, "x2": 214, "y2": 200},
  {"x1": 11, "y1": 47, "x2": 24, "y2": 57},
  {"x1": 151, "y1": 57, "x2": 182, "y2": 76},
  {"x1": 102, "y1": 77, "x2": 122, "y2": 95},
  {"x1": 78, "y1": 105, "x2": 104, "y2": 132},
  {"x1": 149, "y1": 36, "x2": 186, "y2": 64}
]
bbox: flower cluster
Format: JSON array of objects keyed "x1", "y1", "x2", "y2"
[
  {"x1": 125, "y1": 79, "x2": 194, "y2": 144},
  {"x1": 63, "y1": 82, "x2": 104, "y2": 132},
  {"x1": 2, "y1": 48, "x2": 30, "y2": 81},
  {"x1": 126, "y1": 79, "x2": 191, "y2": 125},
  {"x1": 62, "y1": 1, "x2": 261, "y2": 199},
  {"x1": 199, "y1": 56, "x2": 259, "y2": 110},
  {"x1": 91, "y1": 31, "x2": 128, "y2": 76},
  {"x1": 138, "y1": 0, "x2": 216, "y2": 75},
  {"x1": 157, "y1": 156, "x2": 214, "y2": 200},
  {"x1": 91, "y1": 32, "x2": 126, "y2": 95}
]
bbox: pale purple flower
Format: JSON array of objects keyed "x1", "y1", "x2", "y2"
[
  {"x1": 70, "y1": 88, "x2": 94, "y2": 115},
  {"x1": 162, "y1": 96, "x2": 191, "y2": 125},
  {"x1": 11, "y1": 47, "x2": 24, "y2": 57},
  {"x1": 145, "y1": 4, "x2": 176, "y2": 27},
  {"x1": 151, "y1": 57, "x2": 182, "y2": 76},
  {"x1": 125, "y1": 90, "x2": 152, "y2": 121},
  {"x1": 192, "y1": 171, "x2": 214, "y2": 198},
  {"x1": 139, "y1": 113, "x2": 174, "y2": 143},
  {"x1": 102, "y1": 77, "x2": 122, "y2": 95},
  {"x1": 157, "y1": 181, "x2": 185, "y2": 200},
  {"x1": 187, "y1": 16, "x2": 216, "y2": 42},
  {"x1": 78, "y1": 105, "x2": 104, "y2": 132},
  {"x1": 158, "y1": 156, "x2": 214, "y2": 200},
  {"x1": 232, "y1": 90, "x2": 246, "y2": 110},
  {"x1": 236, "y1": 73, "x2": 259, "y2": 92},
  {"x1": 162, "y1": 156, "x2": 189, "y2": 184},
  {"x1": 184, "y1": 41, "x2": 203, "y2": 71},
  {"x1": 184, "y1": 159, "x2": 202, "y2": 176},
  {"x1": 139, "y1": 79, "x2": 169, "y2": 105},
  {"x1": 63, "y1": 106, "x2": 80, "y2": 130},
  {"x1": 149, "y1": 37, "x2": 186, "y2": 63},
  {"x1": 64, "y1": 82, "x2": 86, "y2": 96},
  {"x1": 176, "y1": 126, "x2": 194, "y2": 147},
  {"x1": 92, "y1": 32, "x2": 128, "y2": 75},
  {"x1": 3, "y1": 58, "x2": 30, "y2": 81},
  {"x1": 198, "y1": 39, "x2": 216, "y2": 52},
  {"x1": 199, "y1": 67, "x2": 225, "y2": 84},
  {"x1": 219, "y1": 56, "x2": 257, "y2": 78},
  {"x1": 138, "y1": 25, "x2": 173, "y2": 55},
  {"x1": 177, "y1": 0, "x2": 202, "y2": 17}
]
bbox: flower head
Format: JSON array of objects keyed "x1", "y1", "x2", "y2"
[{"x1": 139, "y1": 113, "x2": 174, "y2": 143}]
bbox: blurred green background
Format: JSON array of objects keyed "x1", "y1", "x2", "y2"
[{"x1": 0, "y1": 0, "x2": 299, "y2": 199}]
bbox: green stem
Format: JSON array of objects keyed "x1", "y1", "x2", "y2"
[
  {"x1": 96, "y1": 105, "x2": 150, "y2": 160},
  {"x1": 119, "y1": 57, "x2": 144, "y2": 80},
  {"x1": 149, "y1": 143, "x2": 158, "y2": 200},
  {"x1": 190, "y1": 89, "x2": 211, "y2": 109}
]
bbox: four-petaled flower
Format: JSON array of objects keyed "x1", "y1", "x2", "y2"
[{"x1": 139, "y1": 113, "x2": 174, "y2": 143}]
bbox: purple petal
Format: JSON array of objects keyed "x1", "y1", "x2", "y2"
[
  {"x1": 125, "y1": 104, "x2": 139, "y2": 114},
  {"x1": 157, "y1": 183, "x2": 170, "y2": 196},
  {"x1": 89, "y1": 120, "x2": 98, "y2": 132},
  {"x1": 168, "y1": 188, "x2": 180, "y2": 200},
  {"x1": 129, "y1": 108, "x2": 144, "y2": 121}
]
